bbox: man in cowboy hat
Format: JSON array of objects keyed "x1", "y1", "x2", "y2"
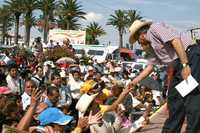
[{"x1": 128, "y1": 20, "x2": 200, "y2": 133}]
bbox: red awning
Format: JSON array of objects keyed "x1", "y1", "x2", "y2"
[{"x1": 120, "y1": 48, "x2": 134, "y2": 59}]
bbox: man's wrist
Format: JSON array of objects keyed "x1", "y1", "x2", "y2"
[
  {"x1": 30, "y1": 103, "x2": 37, "y2": 107},
  {"x1": 132, "y1": 78, "x2": 139, "y2": 85},
  {"x1": 182, "y1": 63, "x2": 188, "y2": 68}
]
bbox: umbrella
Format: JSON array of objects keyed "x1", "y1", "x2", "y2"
[
  {"x1": 56, "y1": 57, "x2": 75, "y2": 64},
  {"x1": 44, "y1": 60, "x2": 56, "y2": 68},
  {"x1": 140, "y1": 76, "x2": 162, "y2": 91}
]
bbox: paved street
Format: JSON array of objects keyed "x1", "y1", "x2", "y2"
[{"x1": 137, "y1": 104, "x2": 186, "y2": 133}]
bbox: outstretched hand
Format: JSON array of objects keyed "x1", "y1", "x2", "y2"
[
  {"x1": 116, "y1": 104, "x2": 125, "y2": 118},
  {"x1": 77, "y1": 117, "x2": 89, "y2": 129},
  {"x1": 88, "y1": 111, "x2": 103, "y2": 125},
  {"x1": 31, "y1": 88, "x2": 43, "y2": 105},
  {"x1": 124, "y1": 82, "x2": 136, "y2": 94}
]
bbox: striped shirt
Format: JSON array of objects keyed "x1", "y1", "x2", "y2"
[{"x1": 146, "y1": 22, "x2": 193, "y2": 64}]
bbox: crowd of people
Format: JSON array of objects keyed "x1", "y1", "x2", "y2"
[{"x1": 0, "y1": 35, "x2": 167, "y2": 133}]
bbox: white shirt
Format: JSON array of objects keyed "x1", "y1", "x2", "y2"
[
  {"x1": 101, "y1": 76, "x2": 111, "y2": 83},
  {"x1": 6, "y1": 74, "x2": 21, "y2": 94},
  {"x1": 79, "y1": 65, "x2": 87, "y2": 74},
  {"x1": 68, "y1": 78, "x2": 83, "y2": 99},
  {"x1": 21, "y1": 92, "x2": 31, "y2": 110}
]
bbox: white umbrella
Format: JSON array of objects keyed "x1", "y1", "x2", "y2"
[{"x1": 56, "y1": 57, "x2": 75, "y2": 64}]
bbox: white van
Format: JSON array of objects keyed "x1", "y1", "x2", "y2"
[
  {"x1": 73, "y1": 44, "x2": 135, "y2": 63},
  {"x1": 73, "y1": 45, "x2": 118, "y2": 63}
]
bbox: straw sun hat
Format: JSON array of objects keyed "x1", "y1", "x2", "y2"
[
  {"x1": 129, "y1": 20, "x2": 152, "y2": 44},
  {"x1": 75, "y1": 93, "x2": 99, "y2": 116}
]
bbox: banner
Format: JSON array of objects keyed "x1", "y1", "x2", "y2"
[{"x1": 48, "y1": 29, "x2": 86, "y2": 45}]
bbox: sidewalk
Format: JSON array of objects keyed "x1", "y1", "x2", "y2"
[{"x1": 137, "y1": 104, "x2": 186, "y2": 133}]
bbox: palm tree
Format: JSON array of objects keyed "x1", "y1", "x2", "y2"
[
  {"x1": 107, "y1": 10, "x2": 128, "y2": 48},
  {"x1": 37, "y1": 0, "x2": 57, "y2": 43},
  {"x1": 126, "y1": 9, "x2": 142, "y2": 49},
  {"x1": 0, "y1": 5, "x2": 13, "y2": 45},
  {"x1": 86, "y1": 22, "x2": 106, "y2": 44},
  {"x1": 5, "y1": 0, "x2": 23, "y2": 45},
  {"x1": 56, "y1": 0, "x2": 86, "y2": 30},
  {"x1": 21, "y1": 0, "x2": 38, "y2": 46},
  {"x1": 57, "y1": 15, "x2": 80, "y2": 30},
  {"x1": 126, "y1": 9, "x2": 142, "y2": 26}
]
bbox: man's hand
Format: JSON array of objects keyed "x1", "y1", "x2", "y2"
[
  {"x1": 127, "y1": 80, "x2": 137, "y2": 91},
  {"x1": 88, "y1": 111, "x2": 103, "y2": 125},
  {"x1": 181, "y1": 65, "x2": 191, "y2": 80},
  {"x1": 31, "y1": 88, "x2": 43, "y2": 105},
  {"x1": 77, "y1": 117, "x2": 89, "y2": 128},
  {"x1": 116, "y1": 104, "x2": 125, "y2": 118}
]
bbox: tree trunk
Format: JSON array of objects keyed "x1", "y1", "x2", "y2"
[
  {"x1": 66, "y1": 23, "x2": 69, "y2": 30},
  {"x1": 14, "y1": 14, "x2": 20, "y2": 45},
  {"x1": 119, "y1": 30, "x2": 123, "y2": 48},
  {"x1": 6, "y1": 36, "x2": 9, "y2": 45},
  {"x1": 92, "y1": 36, "x2": 95, "y2": 44},
  {"x1": 43, "y1": 14, "x2": 49, "y2": 43},
  {"x1": 2, "y1": 32, "x2": 5, "y2": 45},
  {"x1": 24, "y1": 12, "x2": 32, "y2": 46},
  {"x1": 9, "y1": 37, "x2": 12, "y2": 45},
  {"x1": 26, "y1": 25, "x2": 31, "y2": 47},
  {"x1": 2, "y1": 21, "x2": 7, "y2": 45},
  {"x1": 66, "y1": 19, "x2": 70, "y2": 30}
]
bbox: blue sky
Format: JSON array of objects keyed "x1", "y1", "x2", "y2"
[{"x1": 0, "y1": 0, "x2": 199, "y2": 46}]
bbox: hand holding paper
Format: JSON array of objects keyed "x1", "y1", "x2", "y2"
[{"x1": 175, "y1": 75, "x2": 199, "y2": 97}]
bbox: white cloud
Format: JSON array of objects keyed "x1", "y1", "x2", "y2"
[
  {"x1": 126, "y1": 0, "x2": 186, "y2": 9},
  {"x1": 127, "y1": 0, "x2": 154, "y2": 5},
  {"x1": 84, "y1": 12, "x2": 103, "y2": 22}
]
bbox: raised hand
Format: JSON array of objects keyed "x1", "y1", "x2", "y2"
[
  {"x1": 31, "y1": 88, "x2": 43, "y2": 105},
  {"x1": 77, "y1": 117, "x2": 89, "y2": 128},
  {"x1": 88, "y1": 111, "x2": 103, "y2": 125},
  {"x1": 116, "y1": 104, "x2": 125, "y2": 118}
]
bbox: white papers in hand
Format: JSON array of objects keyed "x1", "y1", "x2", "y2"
[{"x1": 175, "y1": 75, "x2": 199, "y2": 97}]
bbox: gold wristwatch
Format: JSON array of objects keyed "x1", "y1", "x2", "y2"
[{"x1": 182, "y1": 63, "x2": 188, "y2": 68}]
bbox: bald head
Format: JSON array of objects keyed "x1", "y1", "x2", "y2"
[
  {"x1": 63, "y1": 38, "x2": 70, "y2": 45},
  {"x1": 25, "y1": 79, "x2": 36, "y2": 95}
]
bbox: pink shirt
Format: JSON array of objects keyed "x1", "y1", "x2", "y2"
[{"x1": 145, "y1": 22, "x2": 193, "y2": 65}]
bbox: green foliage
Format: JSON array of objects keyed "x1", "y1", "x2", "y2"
[
  {"x1": 107, "y1": 9, "x2": 129, "y2": 48},
  {"x1": 21, "y1": 0, "x2": 38, "y2": 45},
  {"x1": 107, "y1": 9, "x2": 128, "y2": 34},
  {"x1": 56, "y1": 0, "x2": 86, "y2": 30},
  {"x1": 0, "y1": 5, "x2": 13, "y2": 44},
  {"x1": 86, "y1": 22, "x2": 106, "y2": 44},
  {"x1": 1, "y1": 0, "x2": 143, "y2": 48},
  {"x1": 4, "y1": 0, "x2": 24, "y2": 44},
  {"x1": 107, "y1": 9, "x2": 142, "y2": 48},
  {"x1": 37, "y1": 0, "x2": 57, "y2": 43},
  {"x1": 126, "y1": 9, "x2": 143, "y2": 26},
  {"x1": 37, "y1": 0, "x2": 57, "y2": 16},
  {"x1": 4, "y1": 0, "x2": 23, "y2": 16}
]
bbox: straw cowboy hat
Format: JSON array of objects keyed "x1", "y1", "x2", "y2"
[
  {"x1": 75, "y1": 93, "x2": 99, "y2": 116},
  {"x1": 129, "y1": 20, "x2": 152, "y2": 44}
]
